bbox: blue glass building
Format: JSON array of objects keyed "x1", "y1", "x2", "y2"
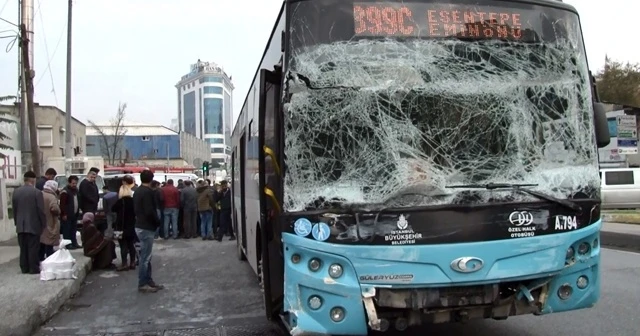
[{"x1": 176, "y1": 60, "x2": 234, "y2": 168}]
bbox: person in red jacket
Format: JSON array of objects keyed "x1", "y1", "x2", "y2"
[{"x1": 160, "y1": 179, "x2": 180, "y2": 239}]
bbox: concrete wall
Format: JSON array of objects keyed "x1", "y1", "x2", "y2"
[
  {"x1": 0, "y1": 179, "x2": 15, "y2": 242},
  {"x1": 180, "y1": 131, "x2": 210, "y2": 167}
]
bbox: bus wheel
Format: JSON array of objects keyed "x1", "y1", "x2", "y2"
[{"x1": 237, "y1": 235, "x2": 247, "y2": 261}]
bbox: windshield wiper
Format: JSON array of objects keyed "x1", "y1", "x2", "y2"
[{"x1": 445, "y1": 183, "x2": 581, "y2": 212}]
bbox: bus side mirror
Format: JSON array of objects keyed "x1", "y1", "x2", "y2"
[{"x1": 593, "y1": 102, "x2": 610, "y2": 148}]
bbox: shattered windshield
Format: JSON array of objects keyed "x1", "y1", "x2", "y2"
[{"x1": 283, "y1": 0, "x2": 599, "y2": 211}]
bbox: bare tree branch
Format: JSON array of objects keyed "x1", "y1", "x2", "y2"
[
  {"x1": 87, "y1": 102, "x2": 128, "y2": 165},
  {"x1": 0, "y1": 95, "x2": 17, "y2": 102}
]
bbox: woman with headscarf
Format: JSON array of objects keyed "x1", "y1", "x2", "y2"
[
  {"x1": 40, "y1": 180, "x2": 61, "y2": 260},
  {"x1": 112, "y1": 175, "x2": 137, "y2": 271},
  {"x1": 81, "y1": 212, "x2": 116, "y2": 270}
]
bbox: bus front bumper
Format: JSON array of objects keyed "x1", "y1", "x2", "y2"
[{"x1": 281, "y1": 220, "x2": 601, "y2": 336}]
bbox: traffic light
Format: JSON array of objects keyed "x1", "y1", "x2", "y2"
[{"x1": 202, "y1": 161, "x2": 209, "y2": 176}]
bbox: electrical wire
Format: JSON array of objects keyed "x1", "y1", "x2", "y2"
[
  {"x1": 0, "y1": 16, "x2": 17, "y2": 27},
  {"x1": 34, "y1": 0, "x2": 58, "y2": 106},
  {"x1": 0, "y1": 28, "x2": 17, "y2": 52},
  {"x1": 0, "y1": 0, "x2": 10, "y2": 17}
]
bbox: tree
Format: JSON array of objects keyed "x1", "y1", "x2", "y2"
[
  {"x1": 0, "y1": 95, "x2": 18, "y2": 156},
  {"x1": 88, "y1": 102, "x2": 127, "y2": 165},
  {"x1": 595, "y1": 56, "x2": 640, "y2": 107}
]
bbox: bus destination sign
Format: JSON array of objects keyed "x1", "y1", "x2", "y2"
[{"x1": 353, "y1": 3, "x2": 524, "y2": 40}]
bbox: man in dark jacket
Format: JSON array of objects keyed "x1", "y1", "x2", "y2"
[
  {"x1": 59, "y1": 175, "x2": 81, "y2": 249},
  {"x1": 36, "y1": 168, "x2": 57, "y2": 190},
  {"x1": 176, "y1": 179, "x2": 184, "y2": 237},
  {"x1": 133, "y1": 170, "x2": 163, "y2": 293},
  {"x1": 12, "y1": 171, "x2": 47, "y2": 274},
  {"x1": 78, "y1": 167, "x2": 100, "y2": 214},
  {"x1": 180, "y1": 180, "x2": 198, "y2": 238},
  {"x1": 215, "y1": 180, "x2": 235, "y2": 241}
]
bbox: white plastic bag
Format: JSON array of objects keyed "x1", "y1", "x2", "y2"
[{"x1": 40, "y1": 239, "x2": 77, "y2": 281}]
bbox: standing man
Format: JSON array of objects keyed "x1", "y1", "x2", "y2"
[
  {"x1": 161, "y1": 179, "x2": 180, "y2": 239},
  {"x1": 133, "y1": 170, "x2": 164, "y2": 293},
  {"x1": 59, "y1": 175, "x2": 81, "y2": 249},
  {"x1": 180, "y1": 180, "x2": 198, "y2": 239},
  {"x1": 177, "y1": 179, "x2": 185, "y2": 238},
  {"x1": 36, "y1": 168, "x2": 57, "y2": 190},
  {"x1": 215, "y1": 180, "x2": 235, "y2": 241},
  {"x1": 12, "y1": 171, "x2": 47, "y2": 274},
  {"x1": 78, "y1": 167, "x2": 100, "y2": 214}
]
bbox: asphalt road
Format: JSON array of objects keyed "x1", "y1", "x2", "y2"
[{"x1": 37, "y1": 239, "x2": 640, "y2": 336}]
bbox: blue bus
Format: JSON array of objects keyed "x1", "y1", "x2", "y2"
[{"x1": 230, "y1": 0, "x2": 611, "y2": 334}]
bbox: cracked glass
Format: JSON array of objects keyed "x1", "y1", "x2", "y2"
[{"x1": 283, "y1": 0, "x2": 598, "y2": 211}]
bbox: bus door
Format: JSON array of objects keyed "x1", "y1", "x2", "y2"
[{"x1": 258, "y1": 68, "x2": 284, "y2": 319}]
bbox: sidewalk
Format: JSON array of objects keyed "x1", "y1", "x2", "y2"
[
  {"x1": 600, "y1": 221, "x2": 640, "y2": 252},
  {"x1": 0, "y1": 238, "x2": 91, "y2": 336}
]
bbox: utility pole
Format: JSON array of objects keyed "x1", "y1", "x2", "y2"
[
  {"x1": 64, "y1": 0, "x2": 73, "y2": 175},
  {"x1": 19, "y1": 0, "x2": 34, "y2": 172},
  {"x1": 20, "y1": 23, "x2": 40, "y2": 176}
]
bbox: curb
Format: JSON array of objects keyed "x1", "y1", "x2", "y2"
[
  {"x1": 5, "y1": 256, "x2": 92, "y2": 336},
  {"x1": 601, "y1": 231, "x2": 640, "y2": 253},
  {"x1": 602, "y1": 214, "x2": 640, "y2": 225}
]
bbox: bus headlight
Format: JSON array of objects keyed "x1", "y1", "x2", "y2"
[
  {"x1": 566, "y1": 247, "x2": 575, "y2": 260},
  {"x1": 328, "y1": 264, "x2": 343, "y2": 278},
  {"x1": 308, "y1": 258, "x2": 321, "y2": 272},
  {"x1": 577, "y1": 276, "x2": 589, "y2": 289},
  {"x1": 557, "y1": 284, "x2": 573, "y2": 300},
  {"x1": 291, "y1": 254, "x2": 301, "y2": 264},
  {"x1": 308, "y1": 295, "x2": 323, "y2": 310},
  {"x1": 578, "y1": 242, "x2": 590, "y2": 255},
  {"x1": 329, "y1": 307, "x2": 345, "y2": 322}
]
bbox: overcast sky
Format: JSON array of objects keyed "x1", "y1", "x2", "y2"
[{"x1": 0, "y1": 0, "x2": 638, "y2": 127}]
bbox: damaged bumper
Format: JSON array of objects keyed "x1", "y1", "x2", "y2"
[{"x1": 281, "y1": 220, "x2": 601, "y2": 336}]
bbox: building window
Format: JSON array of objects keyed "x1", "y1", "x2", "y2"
[
  {"x1": 59, "y1": 128, "x2": 65, "y2": 148},
  {"x1": 183, "y1": 91, "x2": 197, "y2": 136},
  {"x1": 142, "y1": 136, "x2": 150, "y2": 141},
  {"x1": 203, "y1": 98, "x2": 223, "y2": 135},
  {"x1": 37, "y1": 125, "x2": 53, "y2": 147},
  {"x1": 202, "y1": 76, "x2": 222, "y2": 83},
  {"x1": 208, "y1": 138, "x2": 224, "y2": 144},
  {"x1": 211, "y1": 147, "x2": 225, "y2": 153},
  {"x1": 203, "y1": 86, "x2": 223, "y2": 94}
]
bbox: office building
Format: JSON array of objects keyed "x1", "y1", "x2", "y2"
[{"x1": 175, "y1": 60, "x2": 234, "y2": 168}]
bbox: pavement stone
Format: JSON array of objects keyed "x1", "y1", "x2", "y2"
[{"x1": 0, "y1": 239, "x2": 92, "y2": 336}]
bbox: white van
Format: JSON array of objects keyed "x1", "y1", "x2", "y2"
[{"x1": 600, "y1": 168, "x2": 640, "y2": 209}]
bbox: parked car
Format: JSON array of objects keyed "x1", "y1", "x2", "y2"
[{"x1": 600, "y1": 168, "x2": 640, "y2": 209}]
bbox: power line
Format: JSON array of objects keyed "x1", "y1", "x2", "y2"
[
  {"x1": 0, "y1": 16, "x2": 17, "y2": 27},
  {"x1": 0, "y1": 0, "x2": 9, "y2": 17},
  {"x1": 34, "y1": 0, "x2": 58, "y2": 106}
]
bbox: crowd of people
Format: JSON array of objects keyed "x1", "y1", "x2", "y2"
[
  {"x1": 12, "y1": 167, "x2": 101, "y2": 275},
  {"x1": 11, "y1": 167, "x2": 234, "y2": 294}
]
